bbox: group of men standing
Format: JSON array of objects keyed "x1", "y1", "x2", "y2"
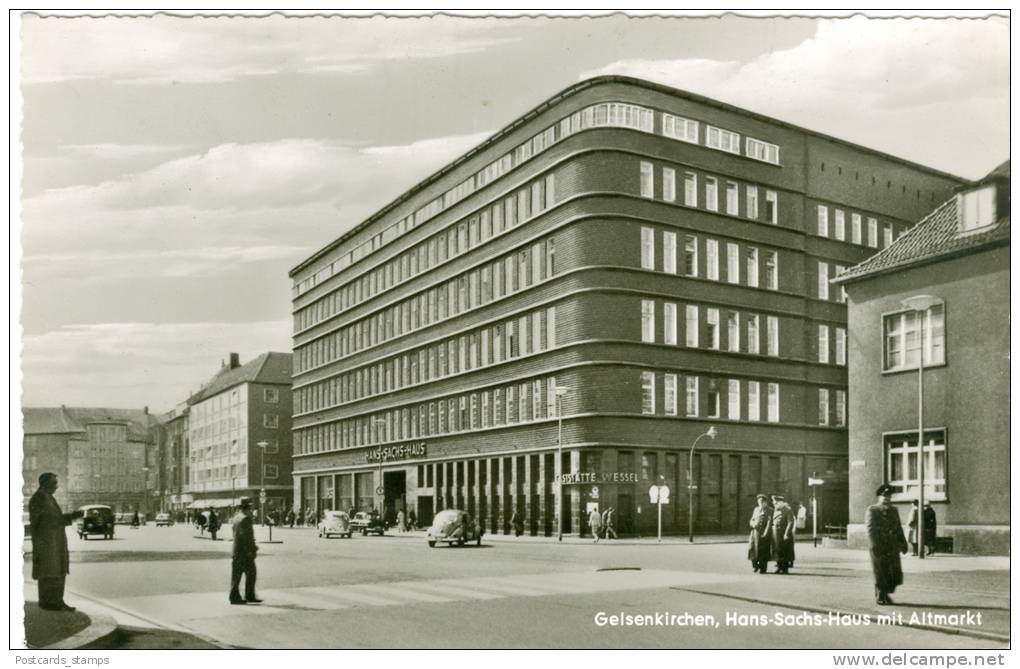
[{"x1": 746, "y1": 494, "x2": 796, "y2": 574}]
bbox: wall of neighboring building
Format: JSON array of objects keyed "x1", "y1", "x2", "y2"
[
  {"x1": 22, "y1": 434, "x2": 71, "y2": 512},
  {"x1": 846, "y1": 244, "x2": 1009, "y2": 554},
  {"x1": 248, "y1": 381, "x2": 294, "y2": 515}
]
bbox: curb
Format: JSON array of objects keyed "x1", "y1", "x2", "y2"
[
  {"x1": 674, "y1": 588, "x2": 1009, "y2": 644},
  {"x1": 41, "y1": 613, "x2": 119, "y2": 650}
]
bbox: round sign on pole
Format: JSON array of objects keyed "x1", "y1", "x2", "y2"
[
  {"x1": 375, "y1": 486, "x2": 385, "y2": 496},
  {"x1": 259, "y1": 490, "x2": 267, "y2": 504}
]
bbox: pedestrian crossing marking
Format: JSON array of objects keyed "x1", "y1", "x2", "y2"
[{"x1": 401, "y1": 580, "x2": 504, "y2": 600}]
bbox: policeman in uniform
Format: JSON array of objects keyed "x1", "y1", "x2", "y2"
[
  {"x1": 866, "y1": 484, "x2": 908, "y2": 605},
  {"x1": 229, "y1": 498, "x2": 261, "y2": 604}
]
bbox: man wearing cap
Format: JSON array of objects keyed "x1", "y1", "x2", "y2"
[
  {"x1": 229, "y1": 498, "x2": 261, "y2": 604},
  {"x1": 866, "y1": 484, "x2": 908, "y2": 605},
  {"x1": 770, "y1": 494, "x2": 796, "y2": 574},
  {"x1": 747, "y1": 494, "x2": 772, "y2": 574}
]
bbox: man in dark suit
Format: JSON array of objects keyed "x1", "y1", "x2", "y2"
[
  {"x1": 866, "y1": 484, "x2": 909, "y2": 605},
  {"x1": 29, "y1": 473, "x2": 84, "y2": 611},
  {"x1": 229, "y1": 498, "x2": 261, "y2": 604}
]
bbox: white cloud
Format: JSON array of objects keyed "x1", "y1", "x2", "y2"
[
  {"x1": 581, "y1": 17, "x2": 1008, "y2": 178},
  {"x1": 21, "y1": 320, "x2": 293, "y2": 409},
  {"x1": 21, "y1": 14, "x2": 521, "y2": 84}
]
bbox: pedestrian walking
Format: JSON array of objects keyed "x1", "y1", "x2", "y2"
[
  {"x1": 588, "y1": 507, "x2": 603, "y2": 543},
  {"x1": 131, "y1": 510, "x2": 140, "y2": 529},
  {"x1": 923, "y1": 502, "x2": 937, "y2": 556},
  {"x1": 906, "y1": 500, "x2": 920, "y2": 556},
  {"x1": 747, "y1": 494, "x2": 772, "y2": 574},
  {"x1": 408, "y1": 509, "x2": 418, "y2": 531},
  {"x1": 510, "y1": 510, "x2": 523, "y2": 537},
  {"x1": 602, "y1": 507, "x2": 617, "y2": 540},
  {"x1": 286, "y1": 508, "x2": 295, "y2": 528},
  {"x1": 229, "y1": 498, "x2": 261, "y2": 605},
  {"x1": 795, "y1": 503, "x2": 807, "y2": 531},
  {"x1": 29, "y1": 473, "x2": 84, "y2": 611},
  {"x1": 305, "y1": 507, "x2": 315, "y2": 527},
  {"x1": 396, "y1": 509, "x2": 406, "y2": 533},
  {"x1": 771, "y1": 495, "x2": 795, "y2": 574},
  {"x1": 866, "y1": 484, "x2": 908, "y2": 605},
  {"x1": 207, "y1": 508, "x2": 220, "y2": 541}
]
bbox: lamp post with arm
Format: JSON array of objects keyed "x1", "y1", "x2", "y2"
[
  {"x1": 374, "y1": 419, "x2": 387, "y2": 515},
  {"x1": 688, "y1": 426, "x2": 718, "y2": 543},
  {"x1": 555, "y1": 386, "x2": 570, "y2": 542},
  {"x1": 900, "y1": 294, "x2": 942, "y2": 561},
  {"x1": 256, "y1": 441, "x2": 268, "y2": 526}
]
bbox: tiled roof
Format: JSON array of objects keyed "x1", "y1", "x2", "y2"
[
  {"x1": 23, "y1": 406, "x2": 157, "y2": 441},
  {"x1": 194, "y1": 352, "x2": 292, "y2": 400},
  {"x1": 836, "y1": 162, "x2": 1009, "y2": 283}
]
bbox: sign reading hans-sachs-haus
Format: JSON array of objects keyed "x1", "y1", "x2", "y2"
[
  {"x1": 365, "y1": 442, "x2": 427, "y2": 463},
  {"x1": 555, "y1": 472, "x2": 639, "y2": 484}
]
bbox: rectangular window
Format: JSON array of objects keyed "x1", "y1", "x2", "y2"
[
  {"x1": 745, "y1": 247, "x2": 759, "y2": 288},
  {"x1": 706, "y1": 239, "x2": 719, "y2": 280},
  {"x1": 726, "y1": 242, "x2": 739, "y2": 284},
  {"x1": 641, "y1": 371, "x2": 655, "y2": 414},
  {"x1": 707, "y1": 381, "x2": 720, "y2": 418},
  {"x1": 664, "y1": 373, "x2": 678, "y2": 416},
  {"x1": 834, "y1": 209, "x2": 846, "y2": 241},
  {"x1": 705, "y1": 178, "x2": 718, "y2": 212},
  {"x1": 640, "y1": 161, "x2": 654, "y2": 198},
  {"x1": 836, "y1": 327, "x2": 847, "y2": 366},
  {"x1": 817, "y1": 261, "x2": 829, "y2": 300},
  {"x1": 764, "y1": 251, "x2": 778, "y2": 290},
  {"x1": 766, "y1": 383, "x2": 780, "y2": 423},
  {"x1": 765, "y1": 190, "x2": 778, "y2": 225},
  {"x1": 707, "y1": 308, "x2": 720, "y2": 350},
  {"x1": 883, "y1": 304, "x2": 945, "y2": 371},
  {"x1": 683, "y1": 235, "x2": 698, "y2": 277},
  {"x1": 747, "y1": 381, "x2": 761, "y2": 422},
  {"x1": 706, "y1": 125, "x2": 740, "y2": 154},
  {"x1": 817, "y1": 205, "x2": 829, "y2": 237},
  {"x1": 263, "y1": 414, "x2": 278, "y2": 429},
  {"x1": 746, "y1": 185, "x2": 759, "y2": 220},
  {"x1": 663, "y1": 167, "x2": 676, "y2": 202},
  {"x1": 664, "y1": 302, "x2": 677, "y2": 345},
  {"x1": 885, "y1": 430, "x2": 947, "y2": 500},
  {"x1": 685, "y1": 376, "x2": 699, "y2": 416},
  {"x1": 546, "y1": 237, "x2": 556, "y2": 277},
  {"x1": 663, "y1": 231, "x2": 677, "y2": 274},
  {"x1": 662, "y1": 113, "x2": 699, "y2": 143},
  {"x1": 727, "y1": 312, "x2": 740, "y2": 352},
  {"x1": 867, "y1": 217, "x2": 879, "y2": 248},
  {"x1": 851, "y1": 213, "x2": 862, "y2": 244},
  {"x1": 545, "y1": 173, "x2": 556, "y2": 210},
  {"x1": 726, "y1": 182, "x2": 739, "y2": 215},
  {"x1": 641, "y1": 299, "x2": 655, "y2": 343},
  {"x1": 533, "y1": 379, "x2": 543, "y2": 419},
  {"x1": 818, "y1": 388, "x2": 830, "y2": 426},
  {"x1": 958, "y1": 185, "x2": 996, "y2": 232},
  {"x1": 747, "y1": 314, "x2": 760, "y2": 355},
  {"x1": 818, "y1": 324, "x2": 830, "y2": 363},
  {"x1": 685, "y1": 305, "x2": 699, "y2": 347},
  {"x1": 264, "y1": 387, "x2": 279, "y2": 403},
  {"x1": 883, "y1": 222, "x2": 894, "y2": 248},
  {"x1": 745, "y1": 136, "x2": 780, "y2": 164},
  {"x1": 835, "y1": 390, "x2": 847, "y2": 427},
  {"x1": 547, "y1": 307, "x2": 557, "y2": 348},
  {"x1": 767, "y1": 316, "x2": 779, "y2": 357},
  {"x1": 684, "y1": 172, "x2": 698, "y2": 207},
  {"x1": 728, "y1": 379, "x2": 741, "y2": 420},
  {"x1": 640, "y1": 227, "x2": 655, "y2": 270}
]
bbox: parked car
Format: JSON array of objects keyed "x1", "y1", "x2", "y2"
[
  {"x1": 318, "y1": 510, "x2": 353, "y2": 538},
  {"x1": 350, "y1": 511, "x2": 387, "y2": 536},
  {"x1": 76, "y1": 505, "x2": 115, "y2": 540},
  {"x1": 154, "y1": 512, "x2": 174, "y2": 527},
  {"x1": 427, "y1": 509, "x2": 483, "y2": 547}
]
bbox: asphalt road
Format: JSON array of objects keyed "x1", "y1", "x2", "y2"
[{"x1": 22, "y1": 523, "x2": 1008, "y2": 649}]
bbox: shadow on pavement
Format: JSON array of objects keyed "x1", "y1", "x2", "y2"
[
  {"x1": 77, "y1": 626, "x2": 230, "y2": 650},
  {"x1": 23, "y1": 603, "x2": 90, "y2": 648}
]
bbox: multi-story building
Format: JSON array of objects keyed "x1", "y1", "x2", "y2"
[
  {"x1": 289, "y1": 75, "x2": 962, "y2": 536},
  {"x1": 183, "y1": 352, "x2": 294, "y2": 520},
  {"x1": 155, "y1": 400, "x2": 193, "y2": 515},
  {"x1": 834, "y1": 161, "x2": 1009, "y2": 555},
  {"x1": 22, "y1": 406, "x2": 159, "y2": 515}
]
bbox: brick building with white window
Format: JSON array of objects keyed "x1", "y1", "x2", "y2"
[
  {"x1": 289, "y1": 76, "x2": 962, "y2": 537},
  {"x1": 835, "y1": 161, "x2": 1009, "y2": 555}
]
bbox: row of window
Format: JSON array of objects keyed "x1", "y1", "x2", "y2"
[
  {"x1": 295, "y1": 173, "x2": 556, "y2": 333},
  {"x1": 817, "y1": 324, "x2": 848, "y2": 366},
  {"x1": 640, "y1": 162, "x2": 779, "y2": 225},
  {"x1": 816, "y1": 204, "x2": 901, "y2": 249},
  {"x1": 295, "y1": 307, "x2": 557, "y2": 416},
  {"x1": 640, "y1": 226, "x2": 780, "y2": 290},
  {"x1": 294, "y1": 238, "x2": 557, "y2": 374},
  {"x1": 640, "y1": 299, "x2": 780, "y2": 356},
  {"x1": 189, "y1": 463, "x2": 279, "y2": 484},
  {"x1": 817, "y1": 388, "x2": 848, "y2": 427},
  {"x1": 190, "y1": 438, "x2": 280, "y2": 463},
  {"x1": 640, "y1": 372, "x2": 780, "y2": 422},
  {"x1": 817, "y1": 261, "x2": 849, "y2": 302},
  {"x1": 295, "y1": 375, "x2": 563, "y2": 456},
  {"x1": 294, "y1": 98, "x2": 781, "y2": 298}
]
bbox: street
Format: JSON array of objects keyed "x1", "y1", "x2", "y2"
[{"x1": 23, "y1": 524, "x2": 1008, "y2": 649}]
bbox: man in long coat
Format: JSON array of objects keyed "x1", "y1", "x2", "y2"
[
  {"x1": 747, "y1": 494, "x2": 772, "y2": 574},
  {"x1": 229, "y1": 498, "x2": 261, "y2": 604},
  {"x1": 922, "y1": 502, "x2": 937, "y2": 557},
  {"x1": 771, "y1": 495, "x2": 796, "y2": 574},
  {"x1": 866, "y1": 484, "x2": 908, "y2": 605},
  {"x1": 29, "y1": 473, "x2": 83, "y2": 611}
]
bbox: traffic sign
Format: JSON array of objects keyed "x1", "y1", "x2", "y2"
[
  {"x1": 375, "y1": 486, "x2": 385, "y2": 496},
  {"x1": 808, "y1": 477, "x2": 825, "y2": 486},
  {"x1": 259, "y1": 489, "x2": 267, "y2": 503},
  {"x1": 659, "y1": 486, "x2": 670, "y2": 504},
  {"x1": 649, "y1": 485, "x2": 670, "y2": 504}
]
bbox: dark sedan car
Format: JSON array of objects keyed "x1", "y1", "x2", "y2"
[{"x1": 350, "y1": 511, "x2": 387, "y2": 536}]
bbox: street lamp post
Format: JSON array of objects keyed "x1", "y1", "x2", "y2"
[
  {"x1": 374, "y1": 419, "x2": 387, "y2": 514},
  {"x1": 256, "y1": 440, "x2": 268, "y2": 526},
  {"x1": 687, "y1": 426, "x2": 718, "y2": 543},
  {"x1": 555, "y1": 386, "x2": 570, "y2": 542},
  {"x1": 900, "y1": 294, "x2": 942, "y2": 561}
]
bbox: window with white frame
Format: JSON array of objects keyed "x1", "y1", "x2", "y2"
[
  {"x1": 818, "y1": 324, "x2": 830, "y2": 363},
  {"x1": 641, "y1": 226, "x2": 655, "y2": 270},
  {"x1": 546, "y1": 377, "x2": 558, "y2": 417},
  {"x1": 726, "y1": 242, "x2": 739, "y2": 284},
  {"x1": 766, "y1": 316, "x2": 779, "y2": 357},
  {"x1": 641, "y1": 299, "x2": 655, "y2": 343},
  {"x1": 663, "y1": 231, "x2": 677, "y2": 274},
  {"x1": 746, "y1": 185, "x2": 759, "y2": 220},
  {"x1": 706, "y1": 125, "x2": 741, "y2": 154},
  {"x1": 817, "y1": 261, "x2": 830, "y2": 300},
  {"x1": 662, "y1": 113, "x2": 699, "y2": 143},
  {"x1": 683, "y1": 235, "x2": 698, "y2": 277},
  {"x1": 264, "y1": 387, "x2": 279, "y2": 403},
  {"x1": 957, "y1": 185, "x2": 997, "y2": 232},
  {"x1": 883, "y1": 222, "x2": 894, "y2": 248},
  {"x1": 641, "y1": 371, "x2": 655, "y2": 414},
  {"x1": 835, "y1": 265, "x2": 847, "y2": 303},
  {"x1": 747, "y1": 314, "x2": 760, "y2": 354},
  {"x1": 726, "y1": 182, "x2": 739, "y2": 215},
  {"x1": 728, "y1": 379, "x2": 741, "y2": 420},
  {"x1": 663, "y1": 167, "x2": 676, "y2": 202},
  {"x1": 707, "y1": 381, "x2": 721, "y2": 418},
  {"x1": 834, "y1": 209, "x2": 846, "y2": 241},
  {"x1": 851, "y1": 213, "x2": 862, "y2": 244},
  {"x1": 684, "y1": 172, "x2": 698, "y2": 207},
  {"x1": 765, "y1": 190, "x2": 778, "y2": 225},
  {"x1": 883, "y1": 304, "x2": 945, "y2": 371},
  {"x1": 664, "y1": 302, "x2": 677, "y2": 345},
  {"x1": 885, "y1": 430, "x2": 946, "y2": 500},
  {"x1": 767, "y1": 383, "x2": 780, "y2": 422},
  {"x1": 664, "y1": 373, "x2": 678, "y2": 415},
  {"x1": 764, "y1": 251, "x2": 778, "y2": 290},
  {"x1": 706, "y1": 178, "x2": 718, "y2": 212},
  {"x1": 817, "y1": 205, "x2": 829, "y2": 237},
  {"x1": 706, "y1": 239, "x2": 719, "y2": 280},
  {"x1": 640, "y1": 161, "x2": 654, "y2": 198},
  {"x1": 263, "y1": 414, "x2": 279, "y2": 428},
  {"x1": 836, "y1": 327, "x2": 847, "y2": 366},
  {"x1": 727, "y1": 312, "x2": 740, "y2": 352},
  {"x1": 835, "y1": 390, "x2": 847, "y2": 427},
  {"x1": 747, "y1": 381, "x2": 761, "y2": 421},
  {"x1": 707, "y1": 308, "x2": 720, "y2": 350},
  {"x1": 746, "y1": 247, "x2": 759, "y2": 288},
  {"x1": 685, "y1": 305, "x2": 699, "y2": 347},
  {"x1": 685, "y1": 376, "x2": 699, "y2": 416},
  {"x1": 818, "y1": 388, "x2": 830, "y2": 426},
  {"x1": 867, "y1": 217, "x2": 879, "y2": 248},
  {"x1": 745, "y1": 136, "x2": 780, "y2": 164}
]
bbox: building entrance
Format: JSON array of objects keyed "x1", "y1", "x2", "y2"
[{"x1": 383, "y1": 470, "x2": 407, "y2": 526}]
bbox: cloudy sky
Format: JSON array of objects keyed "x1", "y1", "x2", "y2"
[{"x1": 15, "y1": 12, "x2": 1009, "y2": 411}]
